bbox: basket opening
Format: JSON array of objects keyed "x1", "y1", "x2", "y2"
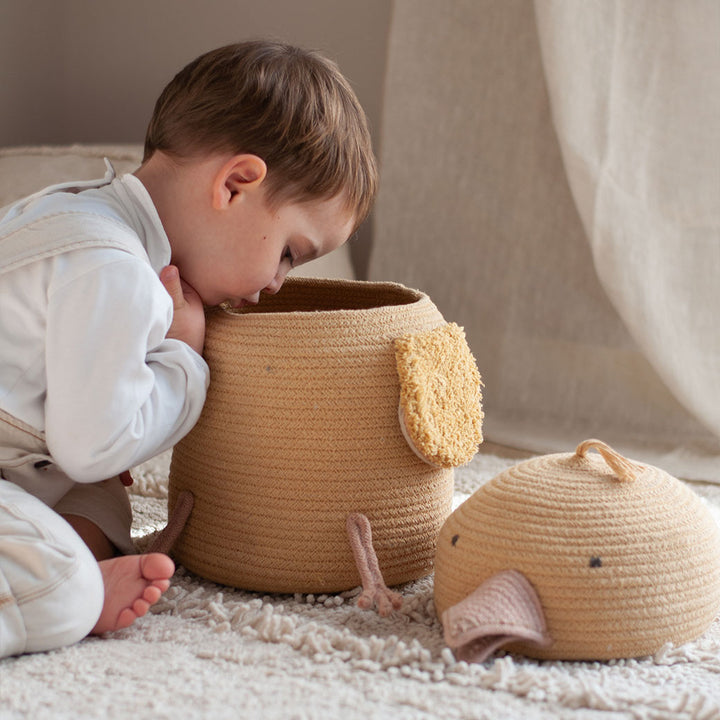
[{"x1": 225, "y1": 277, "x2": 424, "y2": 315}]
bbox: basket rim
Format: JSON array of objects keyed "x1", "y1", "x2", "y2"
[{"x1": 216, "y1": 277, "x2": 429, "y2": 321}]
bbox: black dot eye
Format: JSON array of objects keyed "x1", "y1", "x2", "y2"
[
  {"x1": 451, "y1": 534, "x2": 460, "y2": 546},
  {"x1": 589, "y1": 556, "x2": 602, "y2": 568}
]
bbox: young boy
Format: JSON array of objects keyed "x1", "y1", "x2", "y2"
[{"x1": 0, "y1": 40, "x2": 377, "y2": 657}]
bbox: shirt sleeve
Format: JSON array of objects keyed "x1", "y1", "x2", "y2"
[{"x1": 44, "y1": 249, "x2": 209, "y2": 482}]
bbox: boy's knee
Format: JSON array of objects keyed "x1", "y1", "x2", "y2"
[
  {"x1": 1, "y1": 541, "x2": 103, "y2": 657},
  {"x1": 0, "y1": 483, "x2": 104, "y2": 656},
  {"x1": 21, "y1": 546, "x2": 104, "y2": 653}
]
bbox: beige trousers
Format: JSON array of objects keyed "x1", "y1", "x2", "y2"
[
  {"x1": 0, "y1": 407, "x2": 134, "y2": 555},
  {"x1": 0, "y1": 478, "x2": 104, "y2": 657}
]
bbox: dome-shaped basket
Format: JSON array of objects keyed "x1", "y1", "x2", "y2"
[
  {"x1": 169, "y1": 277, "x2": 456, "y2": 593},
  {"x1": 434, "y1": 440, "x2": 720, "y2": 661}
]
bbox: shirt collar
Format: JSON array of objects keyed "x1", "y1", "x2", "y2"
[{"x1": 105, "y1": 169, "x2": 172, "y2": 274}]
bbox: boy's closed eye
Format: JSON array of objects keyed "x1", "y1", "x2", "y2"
[{"x1": 282, "y1": 247, "x2": 295, "y2": 268}]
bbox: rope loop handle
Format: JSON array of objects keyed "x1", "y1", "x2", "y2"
[{"x1": 575, "y1": 439, "x2": 639, "y2": 482}]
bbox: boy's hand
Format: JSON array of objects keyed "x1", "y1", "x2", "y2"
[{"x1": 160, "y1": 265, "x2": 205, "y2": 355}]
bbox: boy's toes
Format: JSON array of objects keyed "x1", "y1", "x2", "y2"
[
  {"x1": 132, "y1": 598, "x2": 152, "y2": 618},
  {"x1": 140, "y1": 553, "x2": 175, "y2": 581},
  {"x1": 92, "y1": 553, "x2": 174, "y2": 635},
  {"x1": 116, "y1": 608, "x2": 139, "y2": 630},
  {"x1": 143, "y1": 585, "x2": 163, "y2": 605},
  {"x1": 153, "y1": 578, "x2": 172, "y2": 594}
]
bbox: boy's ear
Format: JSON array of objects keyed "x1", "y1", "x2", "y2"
[{"x1": 212, "y1": 154, "x2": 267, "y2": 209}]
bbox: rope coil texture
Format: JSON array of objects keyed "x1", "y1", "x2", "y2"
[
  {"x1": 434, "y1": 441, "x2": 720, "y2": 660},
  {"x1": 169, "y1": 277, "x2": 454, "y2": 593}
]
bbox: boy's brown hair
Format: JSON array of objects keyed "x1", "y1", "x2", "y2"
[{"x1": 144, "y1": 40, "x2": 377, "y2": 226}]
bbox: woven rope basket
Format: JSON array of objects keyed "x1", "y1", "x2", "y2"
[
  {"x1": 169, "y1": 277, "x2": 455, "y2": 593},
  {"x1": 434, "y1": 440, "x2": 720, "y2": 660}
]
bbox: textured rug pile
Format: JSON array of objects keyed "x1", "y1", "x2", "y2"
[{"x1": 2, "y1": 451, "x2": 719, "y2": 720}]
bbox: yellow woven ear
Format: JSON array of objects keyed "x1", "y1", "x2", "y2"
[{"x1": 395, "y1": 323, "x2": 483, "y2": 468}]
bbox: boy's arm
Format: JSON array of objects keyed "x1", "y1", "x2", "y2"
[
  {"x1": 44, "y1": 253, "x2": 209, "y2": 483},
  {"x1": 88, "y1": 262, "x2": 204, "y2": 490}
]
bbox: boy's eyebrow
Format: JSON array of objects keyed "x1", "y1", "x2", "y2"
[{"x1": 292, "y1": 237, "x2": 320, "y2": 265}]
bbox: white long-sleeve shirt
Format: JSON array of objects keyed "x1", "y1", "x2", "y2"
[{"x1": 0, "y1": 165, "x2": 209, "y2": 485}]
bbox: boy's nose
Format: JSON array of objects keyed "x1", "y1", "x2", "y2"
[{"x1": 264, "y1": 268, "x2": 289, "y2": 295}]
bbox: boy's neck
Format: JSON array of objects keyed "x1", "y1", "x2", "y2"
[
  {"x1": 133, "y1": 152, "x2": 180, "y2": 208},
  {"x1": 133, "y1": 152, "x2": 211, "y2": 255}
]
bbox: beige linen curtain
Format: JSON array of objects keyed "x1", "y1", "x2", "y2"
[
  {"x1": 369, "y1": 0, "x2": 720, "y2": 480},
  {"x1": 534, "y1": 0, "x2": 720, "y2": 450}
]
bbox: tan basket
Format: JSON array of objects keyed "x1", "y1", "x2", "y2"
[
  {"x1": 169, "y1": 277, "x2": 454, "y2": 593},
  {"x1": 434, "y1": 440, "x2": 720, "y2": 660}
]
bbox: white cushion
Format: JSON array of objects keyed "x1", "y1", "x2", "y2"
[{"x1": 0, "y1": 144, "x2": 144, "y2": 207}]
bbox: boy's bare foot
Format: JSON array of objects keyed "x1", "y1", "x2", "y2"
[{"x1": 91, "y1": 553, "x2": 175, "y2": 634}]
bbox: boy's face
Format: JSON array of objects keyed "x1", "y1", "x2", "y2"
[{"x1": 172, "y1": 183, "x2": 356, "y2": 309}]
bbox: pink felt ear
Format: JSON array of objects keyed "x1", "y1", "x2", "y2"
[{"x1": 442, "y1": 570, "x2": 553, "y2": 663}]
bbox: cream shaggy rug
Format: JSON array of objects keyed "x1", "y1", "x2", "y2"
[{"x1": 2, "y1": 450, "x2": 719, "y2": 720}]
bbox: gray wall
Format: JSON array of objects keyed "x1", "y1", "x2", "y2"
[{"x1": 0, "y1": 0, "x2": 392, "y2": 276}]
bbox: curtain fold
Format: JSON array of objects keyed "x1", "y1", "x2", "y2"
[
  {"x1": 370, "y1": 0, "x2": 720, "y2": 480},
  {"x1": 534, "y1": 0, "x2": 720, "y2": 440}
]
